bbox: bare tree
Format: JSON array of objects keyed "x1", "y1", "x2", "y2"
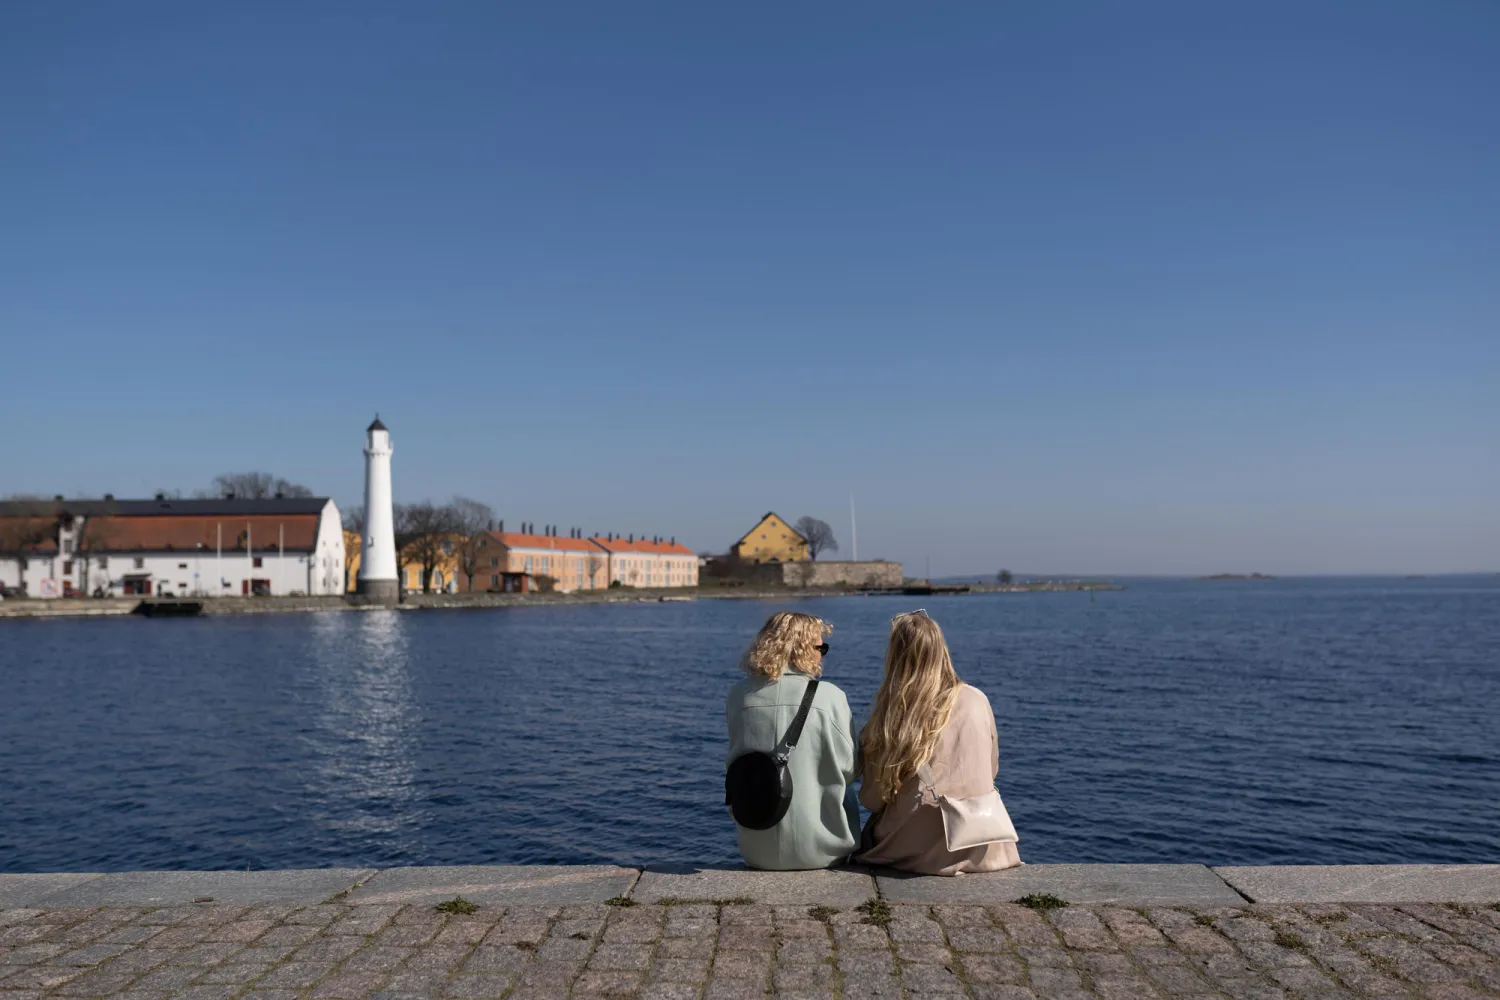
[
  {"x1": 997, "y1": 569, "x2": 1014, "y2": 586},
  {"x1": 449, "y1": 496, "x2": 496, "y2": 591},
  {"x1": 0, "y1": 505, "x2": 53, "y2": 595},
  {"x1": 395, "y1": 501, "x2": 462, "y2": 593},
  {"x1": 206, "y1": 472, "x2": 314, "y2": 500},
  {"x1": 586, "y1": 552, "x2": 606, "y2": 590},
  {"x1": 793, "y1": 516, "x2": 838, "y2": 561}
]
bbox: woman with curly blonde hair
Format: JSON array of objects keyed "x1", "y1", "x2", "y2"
[
  {"x1": 857, "y1": 610, "x2": 1022, "y2": 875},
  {"x1": 725, "y1": 611, "x2": 859, "y2": 869}
]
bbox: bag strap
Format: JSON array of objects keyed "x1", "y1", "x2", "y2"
[{"x1": 776, "y1": 678, "x2": 820, "y2": 759}]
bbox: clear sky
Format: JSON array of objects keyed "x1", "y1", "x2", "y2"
[{"x1": 3, "y1": 2, "x2": 1496, "y2": 576}]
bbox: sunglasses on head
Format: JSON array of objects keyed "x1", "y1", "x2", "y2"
[{"x1": 891, "y1": 608, "x2": 929, "y2": 623}]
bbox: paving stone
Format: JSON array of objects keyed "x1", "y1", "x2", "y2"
[
  {"x1": 648, "y1": 957, "x2": 709, "y2": 983},
  {"x1": 895, "y1": 940, "x2": 949, "y2": 963},
  {"x1": 1215, "y1": 866, "x2": 1500, "y2": 904},
  {"x1": 1093, "y1": 975, "x2": 1163, "y2": 999},
  {"x1": 311, "y1": 971, "x2": 391, "y2": 998},
  {"x1": 586, "y1": 943, "x2": 653, "y2": 972},
  {"x1": 348, "y1": 866, "x2": 638, "y2": 906},
  {"x1": 703, "y1": 978, "x2": 768, "y2": 1000},
  {"x1": 572, "y1": 970, "x2": 641, "y2": 995},
  {"x1": 832, "y1": 924, "x2": 890, "y2": 950},
  {"x1": 640, "y1": 984, "x2": 704, "y2": 1000},
  {"x1": 957, "y1": 953, "x2": 1024, "y2": 984},
  {"x1": 255, "y1": 962, "x2": 339, "y2": 988},
  {"x1": 656, "y1": 936, "x2": 714, "y2": 960},
  {"x1": 632, "y1": 865, "x2": 873, "y2": 905},
  {"x1": 837, "y1": 950, "x2": 894, "y2": 976}
]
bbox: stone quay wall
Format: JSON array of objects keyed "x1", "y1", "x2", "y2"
[{"x1": 0, "y1": 864, "x2": 1497, "y2": 1000}]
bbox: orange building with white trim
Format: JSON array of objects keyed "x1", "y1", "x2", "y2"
[{"x1": 468, "y1": 529, "x2": 697, "y2": 591}]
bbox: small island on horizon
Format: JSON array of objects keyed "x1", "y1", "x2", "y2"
[{"x1": 1200, "y1": 573, "x2": 1277, "y2": 581}]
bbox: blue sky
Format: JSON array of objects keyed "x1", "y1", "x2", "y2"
[{"x1": 2, "y1": 2, "x2": 1496, "y2": 575}]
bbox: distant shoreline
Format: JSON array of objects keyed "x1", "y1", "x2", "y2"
[{"x1": 0, "y1": 581, "x2": 1124, "y2": 619}]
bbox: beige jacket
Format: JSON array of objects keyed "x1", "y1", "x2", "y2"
[{"x1": 857, "y1": 684, "x2": 1022, "y2": 876}]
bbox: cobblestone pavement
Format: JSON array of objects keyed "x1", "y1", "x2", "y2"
[{"x1": 2, "y1": 899, "x2": 1498, "y2": 1000}]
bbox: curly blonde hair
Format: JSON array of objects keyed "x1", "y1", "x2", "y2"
[
  {"x1": 741, "y1": 611, "x2": 832, "y2": 680},
  {"x1": 859, "y1": 611, "x2": 962, "y2": 804}
]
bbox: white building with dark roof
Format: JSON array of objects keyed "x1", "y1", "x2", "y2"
[{"x1": 0, "y1": 496, "x2": 345, "y2": 598}]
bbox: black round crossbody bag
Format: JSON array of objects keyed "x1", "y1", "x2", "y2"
[{"x1": 724, "y1": 679, "x2": 820, "y2": 831}]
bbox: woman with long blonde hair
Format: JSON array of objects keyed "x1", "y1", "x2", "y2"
[
  {"x1": 857, "y1": 610, "x2": 1022, "y2": 874},
  {"x1": 725, "y1": 611, "x2": 860, "y2": 869}
]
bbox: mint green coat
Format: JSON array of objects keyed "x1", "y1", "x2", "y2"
[{"x1": 725, "y1": 670, "x2": 860, "y2": 870}]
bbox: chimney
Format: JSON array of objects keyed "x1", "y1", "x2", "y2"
[
  {"x1": 670, "y1": 536, "x2": 675, "y2": 544},
  {"x1": 154, "y1": 491, "x2": 165, "y2": 501},
  {"x1": 498, "y1": 520, "x2": 504, "y2": 532},
  {"x1": 104, "y1": 493, "x2": 114, "y2": 501},
  {"x1": 628, "y1": 533, "x2": 634, "y2": 543}
]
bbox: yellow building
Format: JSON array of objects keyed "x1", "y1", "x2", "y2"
[{"x1": 732, "y1": 512, "x2": 808, "y2": 564}]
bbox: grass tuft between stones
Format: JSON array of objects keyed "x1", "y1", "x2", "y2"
[
  {"x1": 808, "y1": 905, "x2": 838, "y2": 923},
  {"x1": 654, "y1": 896, "x2": 753, "y2": 906},
  {"x1": 1194, "y1": 914, "x2": 1216, "y2": 926},
  {"x1": 1014, "y1": 893, "x2": 1070, "y2": 911},
  {"x1": 857, "y1": 898, "x2": 893, "y2": 927},
  {"x1": 604, "y1": 896, "x2": 637, "y2": 907},
  {"x1": 1312, "y1": 912, "x2": 1349, "y2": 924},
  {"x1": 435, "y1": 896, "x2": 479, "y2": 915},
  {"x1": 1273, "y1": 930, "x2": 1306, "y2": 951}
]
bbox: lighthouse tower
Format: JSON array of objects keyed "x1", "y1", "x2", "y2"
[{"x1": 356, "y1": 416, "x2": 400, "y2": 602}]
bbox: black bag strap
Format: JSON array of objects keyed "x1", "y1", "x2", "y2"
[{"x1": 776, "y1": 678, "x2": 820, "y2": 759}]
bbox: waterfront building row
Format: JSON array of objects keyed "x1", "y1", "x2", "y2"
[
  {"x1": 0, "y1": 497, "x2": 346, "y2": 598},
  {"x1": 343, "y1": 527, "x2": 699, "y2": 593}
]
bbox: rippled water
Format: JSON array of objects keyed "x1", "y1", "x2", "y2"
[{"x1": 1, "y1": 578, "x2": 1496, "y2": 872}]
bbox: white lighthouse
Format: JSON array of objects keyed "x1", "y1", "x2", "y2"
[{"x1": 356, "y1": 415, "x2": 400, "y2": 602}]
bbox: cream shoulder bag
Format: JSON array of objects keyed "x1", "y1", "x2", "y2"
[{"x1": 918, "y1": 765, "x2": 1019, "y2": 851}]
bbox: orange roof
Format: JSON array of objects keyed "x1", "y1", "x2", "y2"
[
  {"x1": 80, "y1": 514, "x2": 320, "y2": 552},
  {"x1": 486, "y1": 531, "x2": 603, "y2": 553},
  {"x1": 0, "y1": 517, "x2": 59, "y2": 553},
  {"x1": 589, "y1": 536, "x2": 694, "y2": 556}
]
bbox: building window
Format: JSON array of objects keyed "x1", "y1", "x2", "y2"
[
  {"x1": 490, "y1": 575, "x2": 498, "y2": 587},
  {"x1": 63, "y1": 560, "x2": 74, "y2": 574},
  {"x1": 490, "y1": 557, "x2": 499, "y2": 568},
  {"x1": 178, "y1": 563, "x2": 188, "y2": 570},
  {"x1": 253, "y1": 557, "x2": 264, "y2": 568},
  {"x1": 98, "y1": 556, "x2": 108, "y2": 569},
  {"x1": 134, "y1": 557, "x2": 144, "y2": 569}
]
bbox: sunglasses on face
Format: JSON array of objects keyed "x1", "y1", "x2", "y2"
[{"x1": 814, "y1": 643, "x2": 830, "y2": 655}]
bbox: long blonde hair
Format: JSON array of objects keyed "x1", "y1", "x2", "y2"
[
  {"x1": 742, "y1": 611, "x2": 831, "y2": 681},
  {"x1": 860, "y1": 610, "x2": 962, "y2": 804}
]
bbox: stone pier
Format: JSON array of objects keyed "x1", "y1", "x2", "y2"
[{"x1": 1, "y1": 865, "x2": 1497, "y2": 999}]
